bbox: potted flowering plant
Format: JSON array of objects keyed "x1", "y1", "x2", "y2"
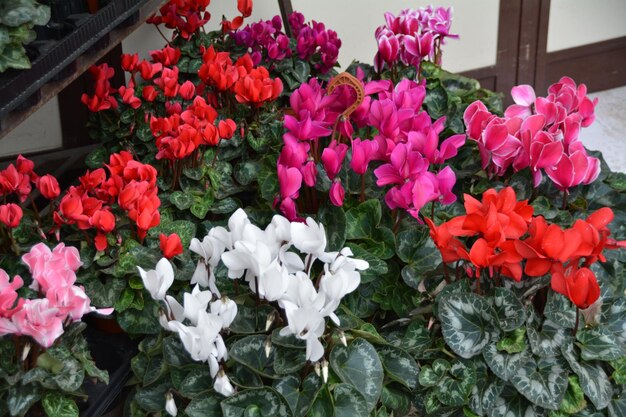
[
  {"x1": 27, "y1": 1, "x2": 623, "y2": 416},
  {"x1": 0, "y1": 156, "x2": 112, "y2": 416}
]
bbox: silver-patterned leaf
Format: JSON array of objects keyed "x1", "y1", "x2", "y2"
[
  {"x1": 544, "y1": 292, "x2": 576, "y2": 328},
  {"x1": 436, "y1": 361, "x2": 476, "y2": 407},
  {"x1": 509, "y1": 357, "x2": 568, "y2": 410},
  {"x1": 221, "y1": 388, "x2": 291, "y2": 417},
  {"x1": 493, "y1": 287, "x2": 526, "y2": 331},
  {"x1": 527, "y1": 319, "x2": 571, "y2": 357},
  {"x1": 483, "y1": 343, "x2": 531, "y2": 381},
  {"x1": 488, "y1": 385, "x2": 545, "y2": 417},
  {"x1": 561, "y1": 343, "x2": 612, "y2": 410},
  {"x1": 438, "y1": 293, "x2": 499, "y2": 358},
  {"x1": 330, "y1": 338, "x2": 384, "y2": 412},
  {"x1": 577, "y1": 327, "x2": 625, "y2": 361},
  {"x1": 603, "y1": 297, "x2": 626, "y2": 344},
  {"x1": 469, "y1": 376, "x2": 504, "y2": 416}
]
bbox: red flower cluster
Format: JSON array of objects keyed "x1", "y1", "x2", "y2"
[
  {"x1": 199, "y1": 46, "x2": 283, "y2": 106},
  {"x1": 426, "y1": 187, "x2": 625, "y2": 308},
  {"x1": 80, "y1": 64, "x2": 119, "y2": 112},
  {"x1": 150, "y1": 96, "x2": 236, "y2": 160},
  {"x1": 0, "y1": 155, "x2": 60, "y2": 229},
  {"x1": 54, "y1": 152, "x2": 160, "y2": 250},
  {"x1": 147, "y1": 0, "x2": 211, "y2": 39}
]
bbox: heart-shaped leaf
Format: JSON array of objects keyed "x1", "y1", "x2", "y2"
[
  {"x1": 333, "y1": 383, "x2": 370, "y2": 417},
  {"x1": 439, "y1": 292, "x2": 499, "y2": 358},
  {"x1": 544, "y1": 292, "x2": 576, "y2": 328},
  {"x1": 330, "y1": 338, "x2": 384, "y2": 412},
  {"x1": 436, "y1": 361, "x2": 476, "y2": 406},
  {"x1": 493, "y1": 287, "x2": 526, "y2": 331},
  {"x1": 562, "y1": 343, "x2": 612, "y2": 410},
  {"x1": 577, "y1": 327, "x2": 625, "y2": 361},
  {"x1": 221, "y1": 388, "x2": 290, "y2": 417},
  {"x1": 273, "y1": 373, "x2": 321, "y2": 417},
  {"x1": 378, "y1": 345, "x2": 419, "y2": 389},
  {"x1": 229, "y1": 335, "x2": 276, "y2": 378},
  {"x1": 483, "y1": 343, "x2": 531, "y2": 382},
  {"x1": 509, "y1": 357, "x2": 568, "y2": 410}
]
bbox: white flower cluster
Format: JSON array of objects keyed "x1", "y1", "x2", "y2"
[
  {"x1": 217, "y1": 209, "x2": 368, "y2": 362},
  {"x1": 138, "y1": 209, "x2": 368, "y2": 405},
  {"x1": 138, "y1": 258, "x2": 237, "y2": 399}
]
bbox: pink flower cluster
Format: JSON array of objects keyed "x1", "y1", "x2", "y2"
[
  {"x1": 231, "y1": 15, "x2": 292, "y2": 64},
  {"x1": 374, "y1": 6, "x2": 458, "y2": 72},
  {"x1": 0, "y1": 243, "x2": 112, "y2": 348},
  {"x1": 464, "y1": 77, "x2": 600, "y2": 191},
  {"x1": 288, "y1": 12, "x2": 341, "y2": 74},
  {"x1": 277, "y1": 74, "x2": 464, "y2": 221}
]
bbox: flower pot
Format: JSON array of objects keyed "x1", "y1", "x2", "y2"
[
  {"x1": 85, "y1": 313, "x2": 126, "y2": 334},
  {"x1": 79, "y1": 326, "x2": 137, "y2": 417}
]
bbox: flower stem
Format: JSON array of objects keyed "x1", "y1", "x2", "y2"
[
  {"x1": 573, "y1": 307, "x2": 580, "y2": 337},
  {"x1": 360, "y1": 175, "x2": 365, "y2": 202},
  {"x1": 561, "y1": 190, "x2": 568, "y2": 210}
]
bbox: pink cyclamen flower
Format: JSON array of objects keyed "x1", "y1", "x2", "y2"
[
  {"x1": 278, "y1": 165, "x2": 303, "y2": 199},
  {"x1": 22, "y1": 243, "x2": 82, "y2": 293},
  {"x1": 329, "y1": 181, "x2": 345, "y2": 206},
  {"x1": 545, "y1": 150, "x2": 599, "y2": 192},
  {"x1": 0, "y1": 269, "x2": 24, "y2": 318},
  {"x1": 350, "y1": 138, "x2": 378, "y2": 175},
  {"x1": 321, "y1": 140, "x2": 348, "y2": 180},
  {"x1": 12, "y1": 299, "x2": 64, "y2": 348}
]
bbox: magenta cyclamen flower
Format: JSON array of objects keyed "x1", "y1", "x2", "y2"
[
  {"x1": 374, "y1": 6, "x2": 457, "y2": 71},
  {"x1": 464, "y1": 77, "x2": 600, "y2": 191},
  {"x1": 321, "y1": 141, "x2": 348, "y2": 180}
]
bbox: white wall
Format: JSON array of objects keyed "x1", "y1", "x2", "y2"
[
  {"x1": 548, "y1": 0, "x2": 626, "y2": 52},
  {"x1": 290, "y1": 0, "x2": 500, "y2": 73},
  {"x1": 0, "y1": 98, "x2": 63, "y2": 157}
]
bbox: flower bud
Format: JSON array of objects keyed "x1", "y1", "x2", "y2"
[{"x1": 165, "y1": 392, "x2": 177, "y2": 416}]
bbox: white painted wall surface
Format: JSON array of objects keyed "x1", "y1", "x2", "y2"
[
  {"x1": 0, "y1": 98, "x2": 63, "y2": 157},
  {"x1": 548, "y1": 0, "x2": 626, "y2": 52}
]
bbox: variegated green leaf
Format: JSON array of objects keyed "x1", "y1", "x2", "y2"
[
  {"x1": 488, "y1": 385, "x2": 542, "y2": 417},
  {"x1": 378, "y1": 345, "x2": 419, "y2": 389},
  {"x1": 330, "y1": 337, "x2": 384, "y2": 412},
  {"x1": 333, "y1": 383, "x2": 370, "y2": 417},
  {"x1": 493, "y1": 287, "x2": 526, "y2": 331},
  {"x1": 509, "y1": 357, "x2": 568, "y2": 410},
  {"x1": 437, "y1": 361, "x2": 476, "y2": 407},
  {"x1": 439, "y1": 293, "x2": 499, "y2": 358},
  {"x1": 577, "y1": 327, "x2": 625, "y2": 361},
  {"x1": 558, "y1": 375, "x2": 586, "y2": 414},
  {"x1": 272, "y1": 373, "x2": 321, "y2": 417},
  {"x1": 496, "y1": 328, "x2": 526, "y2": 354},
  {"x1": 469, "y1": 376, "x2": 504, "y2": 416},
  {"x1": 221, "y1": 388, "x2": 290, "y2": 417},
  {"x1": 544, "y1": 292, "x2": 576, "y2": 328},
  {"x1": 527, "y1": 319, "x2": 571, "y2": 357},
  {"x1": 562, "y1": 343, "x2": 612, "y2": 410},
  {"x1": 483, "y1": 343, "x2": 531, "y2": 381},
  {"x1": 609, "y1": 395, "x2": 626, "y2": 417},
  {"x1": 229, "y1": 335, "x2": 276, "y2": 378},
  {"x1": 603, "y1": 298, "x2": 626, "y2": 344}
]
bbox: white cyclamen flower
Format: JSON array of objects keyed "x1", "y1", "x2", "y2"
[
  {"x1": 165, "y1": 392, "x2": 177, "y2": 416},
  {"x1": 214, "y1": 370, "x2": 235, "y2": 397},
  {"x1": 256, "y1": 260, "x2": 290, "y2": 302},
  {"x1": 210, "y1": 296, "x2": 238, "y2": 328},
  {"x1": 227, "y1": 209, "x2": 251, "y2": 246},
  {"x1": 137, "y1": 258, "x2": 174, "y2": 301},
  {"x1": 281, "y1": 306, "x2": 326, "y2": 362},
  {"x1": 190, "y1": 235, "x2": 225, "y2": 267},
  {"x1": 290, "y1": 217, "x2": 327, "y2": 256}
]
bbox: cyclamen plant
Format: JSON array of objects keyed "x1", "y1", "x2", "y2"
[
  {"x1": 277, "y1": 75, "x2": 465, "y2": 223},
  {"x1": 0, "y1": 243, "x2": 111, "y2": 416},
  {"x1": 464, "y1": 76, "x2": 600, "y2": 199},
  {"x1": 134, "y1": 209, "x2": 368, "y2": 414}
]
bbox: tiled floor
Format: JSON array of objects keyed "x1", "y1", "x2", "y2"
[{"x1": 583, "y1": 86, "x2": 626, "y2": 173}]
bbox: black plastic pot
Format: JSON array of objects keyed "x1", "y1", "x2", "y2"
[{"x1": 78, "y1": 325, "x2": 137, "y2": 417}]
